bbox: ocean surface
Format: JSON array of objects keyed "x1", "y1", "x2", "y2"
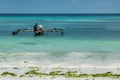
[{"x1": 0, "y1": 14, "x2": 120, "y2": 68}]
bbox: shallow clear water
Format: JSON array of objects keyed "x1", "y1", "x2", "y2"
[{"x1": 0, "y1": 14, "x2": 120, "y2": 67}]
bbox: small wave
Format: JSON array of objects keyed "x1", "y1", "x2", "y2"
[{"x1": 0, "y1": 52, "x2": 119, "y2": 68}]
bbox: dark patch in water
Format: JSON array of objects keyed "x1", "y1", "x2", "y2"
[{"x1": 21, "y1": 42, "x2": 36, "y2": 45}]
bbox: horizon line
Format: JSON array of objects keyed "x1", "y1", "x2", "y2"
[{"x1": 0, "y1": 13, "x2": 120, "y2": 14}]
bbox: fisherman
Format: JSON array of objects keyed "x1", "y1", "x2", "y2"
[
  {"x1": 33, "y1": 23, "x2": 44, "y2": 36},
  {"x1": 33, "y1": 23, "x2": 39, "y2": 35}
]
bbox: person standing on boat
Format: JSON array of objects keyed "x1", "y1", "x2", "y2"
[
  {"x1": 33, "y1": 23, "x2": 39, "y2": 35},
  {"x1": 33, "y1": 23, "x2": 44, "y2": 35}
]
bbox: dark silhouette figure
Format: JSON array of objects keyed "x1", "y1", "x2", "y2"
[
  {"x1": 33, "y1": 23, "x2": 44, "y2": 36},
  {"x1": 33, "y1": 23, "x2": 39, "y2": 35}
]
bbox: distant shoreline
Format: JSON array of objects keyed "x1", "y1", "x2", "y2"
[{"x1": 0, "y1": 13, "x2": 120, "y2": 15}]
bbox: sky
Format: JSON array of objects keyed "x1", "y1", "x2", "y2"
[{"x1": 0, "y1": 0, "x2": 119, "y2": 13}]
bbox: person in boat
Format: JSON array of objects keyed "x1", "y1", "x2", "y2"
[
  {"x1": 33, "y1": 23, "x2": 39, "y2": 35},
  {"x1": 33, "y1": 23, "x2": 44, "y2": 35}
]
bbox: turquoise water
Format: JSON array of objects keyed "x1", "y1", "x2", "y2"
[
  {"x1": 0, "y1": 14, "x2": 120, "y2": 52},
  {"x1": 0, "y1": 14, "x2": 120, "y2": 67}
]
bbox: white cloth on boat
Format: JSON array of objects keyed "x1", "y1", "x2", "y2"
[{"x1": 38, "y1": 24, "x2": 43, "y2": 29}]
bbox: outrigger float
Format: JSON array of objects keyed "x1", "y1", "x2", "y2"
[{"x1": 12, "y1": 28, "x2": 64, "y2": 36}]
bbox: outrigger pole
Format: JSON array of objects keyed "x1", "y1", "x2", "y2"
[{"x1": 12, "y1": 28, "x2": 64, "y2": 36}]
